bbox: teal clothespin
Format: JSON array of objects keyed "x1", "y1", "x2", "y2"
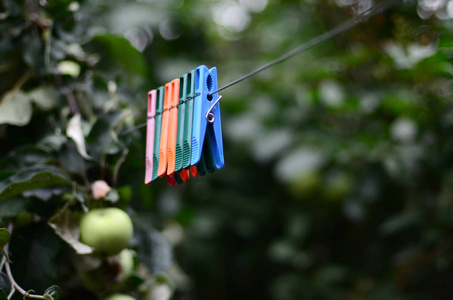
[{"x1": 152, "y1": 86, "x2": 165, "y2": 182}]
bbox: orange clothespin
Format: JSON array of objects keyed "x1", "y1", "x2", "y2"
[
  {"x1": 167, "y1": 78, "x2": 180, "y2": 177},
  {"x1": 157, "y1": 83, "x2": 172, "y2": 177}
]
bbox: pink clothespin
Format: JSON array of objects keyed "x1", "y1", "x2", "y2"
[{"x1": 145, "y1": 90, "x2": 157, "y2": 184}]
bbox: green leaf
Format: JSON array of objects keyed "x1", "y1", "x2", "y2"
[
  {"x1": 103, "y1": 189, "x2": 119, "y2": 203},
  {"x1": 0, "y1": 90, "x2": 32, "y2": 126},
  {"x1": 9, "y1": 224, "x2": 60, "y2": 293},
  {"x1": 22, "y1": 34, "x2": 45, "y2": 75},
  {"x1": 380, "y1": 212, "x2": 420, "y2": 236},
  {"x1": 48, "y1": 202, "x2": 94, "y2": 255},
  {"x1": 66, "y1": 114, "x2": 92, "y2": 160},
  {"x1": 28, "y1": 87, "x2": 56, "y2": 111},
  {"x1": 0, "y1": 166, "x2": 71, "y2": 202},
  {"x1": 0, "y1": 288, "x2": 6, "y2": 300},
  {"x1": 0, "y1": 145, "x2": 50, "y2": 171},
  {"x1": 56, "y1": 60, "x2": 80, "y2": 78},
  {"x1": 90, "y1": 34, "x2": 147, "y2": 86},
  {"x1": 59, "y1": 140, "x2": 86, "y2": 174},
  {"x1": 0, "y1": 197, "x2": 28, "y2": 218},
  {"x1": 86, "y1": 112, "x2": 121, "y2": 161},
  {"x1": 2, "y1": 0, "x2": 22, "y2": 17},
  {"x1": 0, "y1": 172, "x2": 14, "y2": 183},
  {"x1": 39, "y1": 134, "x2": 67, "y2": 152},
  {"x1": 43, "y1": 285, "x2": 61, "y2": 300},
  {"x1": 23, "y1": 186, "x2": 67, "y2": 202},
  {"x1": 0, "y1": 228, "x2": 10, "y2": 248},
  {"x1": 132, "y1": 218, "x2": 172, "y2": 274}
]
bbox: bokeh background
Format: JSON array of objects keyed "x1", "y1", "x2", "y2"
[{"x1": 1, "y1": 0, "x2": 453, "y2": 299}]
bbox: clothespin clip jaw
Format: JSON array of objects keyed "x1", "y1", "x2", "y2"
[
  {"x1": 157, "y1": 83, "x2": 172, "y2": 177},
  {"x1": 191, "y1": 65, "x2": 225, "y2": 170},
  {"x1": 175, "y1": 75, "x2": 188, "y2": 173},
  {"x1": 167, "y1": 78, "x2": 180, "y2": 177},
  {"x1": 152, "y1": 86, "x2": 165, "y2": 182},
  {"x1": 182, "y1": 70, "x2": 196, "y2": 170},
  {"x1": 145, "y1": 90, "x2": 157, "y2": 184},
  {"x1": 145, "y1": 65, "x2": 224, "y2": 186},
  {"x1": 205, "y1": 67, "x2": 224, "y2": 170},
  {"x1": 174, "y1": 71, "x2": 193, "y2": 184}
]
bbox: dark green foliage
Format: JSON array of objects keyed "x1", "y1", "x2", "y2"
[
  {"x1": 0, "y1": 229, "x2": 10, "y2": 249},
  {"x1": 1, "y1": 0, "x2": 453, "y2": 299},
  {"x1": 132, "y1": 218, "x2": 172, "y2": 274},
  {"x1": 9, "y1": 224, "x2": 61, "y2": 294},
  {"x1": 0, "y1": 166, "x2": 71, "y2": 202},
  {"x1": 0, "y1": 289, "x2": 6, "y2": 300}
]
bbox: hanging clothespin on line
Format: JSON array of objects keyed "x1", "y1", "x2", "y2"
[
  {"x1": 140, "y1": 0, "x2": 398, "y2": 186},
  {"x1": 145, "y1": 65, "x2": 225, "y2": 186}
]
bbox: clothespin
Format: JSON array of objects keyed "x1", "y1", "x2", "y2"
[
  {"x1": 145, "y1": 65, "x2": 224, "y2": 186},
  {"x1": 166, "y1": 173, "x2": 177, "y2": 186},
  {"x1": 157, "y1": 82, "x2": 172, "y2": 177},
  {"x1": 174, "y1": 70, "x2": 196, "y2": 184},
  {"x1": 191, "y1": 65, "x2": 225, "y2": 170},
  {"x1": 190, "y1": 165, "x2": 199, "y2": 178},
  {"x1": 175, "y1": 75, "x2": 187, "y2": 174},
  {"x1": 195, "y1": 134, "x2": 216, "y2": 176},
  {"x1": 183, "y1": 70, "x2": 196, "y2": 169},
  {"x1": 202, "y1": 134, "x2": 216, "y2": 174},
  {"x1": 167, "y1": 79, "x2": 180, "y2": 177},
  {"x1": 145, "y1": 90, "x2": 156, "y2": 184},
  {"x1": 152, "y1": 86, "x2": 165, "y2": 182}
]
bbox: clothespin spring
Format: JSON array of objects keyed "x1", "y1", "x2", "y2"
[{"x1": 206, "y1": 95, "x2": 222, "y2": 124}]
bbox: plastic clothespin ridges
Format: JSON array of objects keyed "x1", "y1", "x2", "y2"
[
  {"x1": 167, "y1": 78, "x2": 180, "y2": 177},
  {"x1": 144, "y1": 65, "x2": 225, "y2": 186},
  {"x1": 144, "y1": 90, "x2": 156, "y2": 184},
  {"x1": 152, "y1": 86, "x2": 164, "y2": 182},
  {"x1": 191, "y1": 65, "x2": 224, "y2": 170}
]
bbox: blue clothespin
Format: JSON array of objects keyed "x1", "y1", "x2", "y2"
[{"x1": 191, "y1": 65, "x2": 224, "y2": 170}]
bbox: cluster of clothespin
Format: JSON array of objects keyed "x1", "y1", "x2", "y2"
[{"x1": 145, "y1": 65, "x2": 225, "y2": 186}]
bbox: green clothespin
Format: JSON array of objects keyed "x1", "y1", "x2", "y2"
[
  {"x1": 152, "y1": 86, "x2": 165, "y2": 181},
  {"x1": 196, "y1": 154, "x2": 207, "y2": 176},
  {"x1": 174, "y1": 171, "x2": 183, "y2": 184},
  {"x1": 175, "y1": 74, "x2": 188, "y2": 173},
  {"x1": 183, "y1": 70, "x2": 196, "y2": 169}
]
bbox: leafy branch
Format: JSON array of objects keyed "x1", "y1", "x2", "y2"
[{"x1": 0, "y1": 224, "x2": 60, "y2": 300}]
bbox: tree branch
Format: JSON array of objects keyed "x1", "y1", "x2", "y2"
[{"x1": 3, "y1": 224, "x2": 47, "y2": 300}]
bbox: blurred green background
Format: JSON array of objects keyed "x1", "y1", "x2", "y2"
[{"x1": 1, "y1": 0, "x2": 453, "y2": 299}]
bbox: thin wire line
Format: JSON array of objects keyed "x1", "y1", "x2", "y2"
[
  {"x1": 120, "y1": 93, "x2": 200, "y2": 136},
  {"x1": 120, "y1": 0, "x2": 398, "y2": 136},
  {"x1": 120, "y1": 122, "x2": 147, "y2": 136},
  {"x1": 209, "y1": 0, "x2": 398, "y2": 96}
]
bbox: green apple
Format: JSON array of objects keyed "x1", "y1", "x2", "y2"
[
  {"x1": 79, "y1": 249, "x2": 135, "y2": 292},
  {"x1": 323, "y1": 172, "x2": 354, "y2": 202},
  {"x1": 101, "y1": 294, "x2": 136, "y2": 300},
  {"x1": 79, "y1": 207, "x2": 133, "y2": 256},
  {"x1": 119, "y1": 248, "x2": 134, "y2": 279},
  {"x1": 289, "y1": 171, "x2": 322, "y2": 200}
]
